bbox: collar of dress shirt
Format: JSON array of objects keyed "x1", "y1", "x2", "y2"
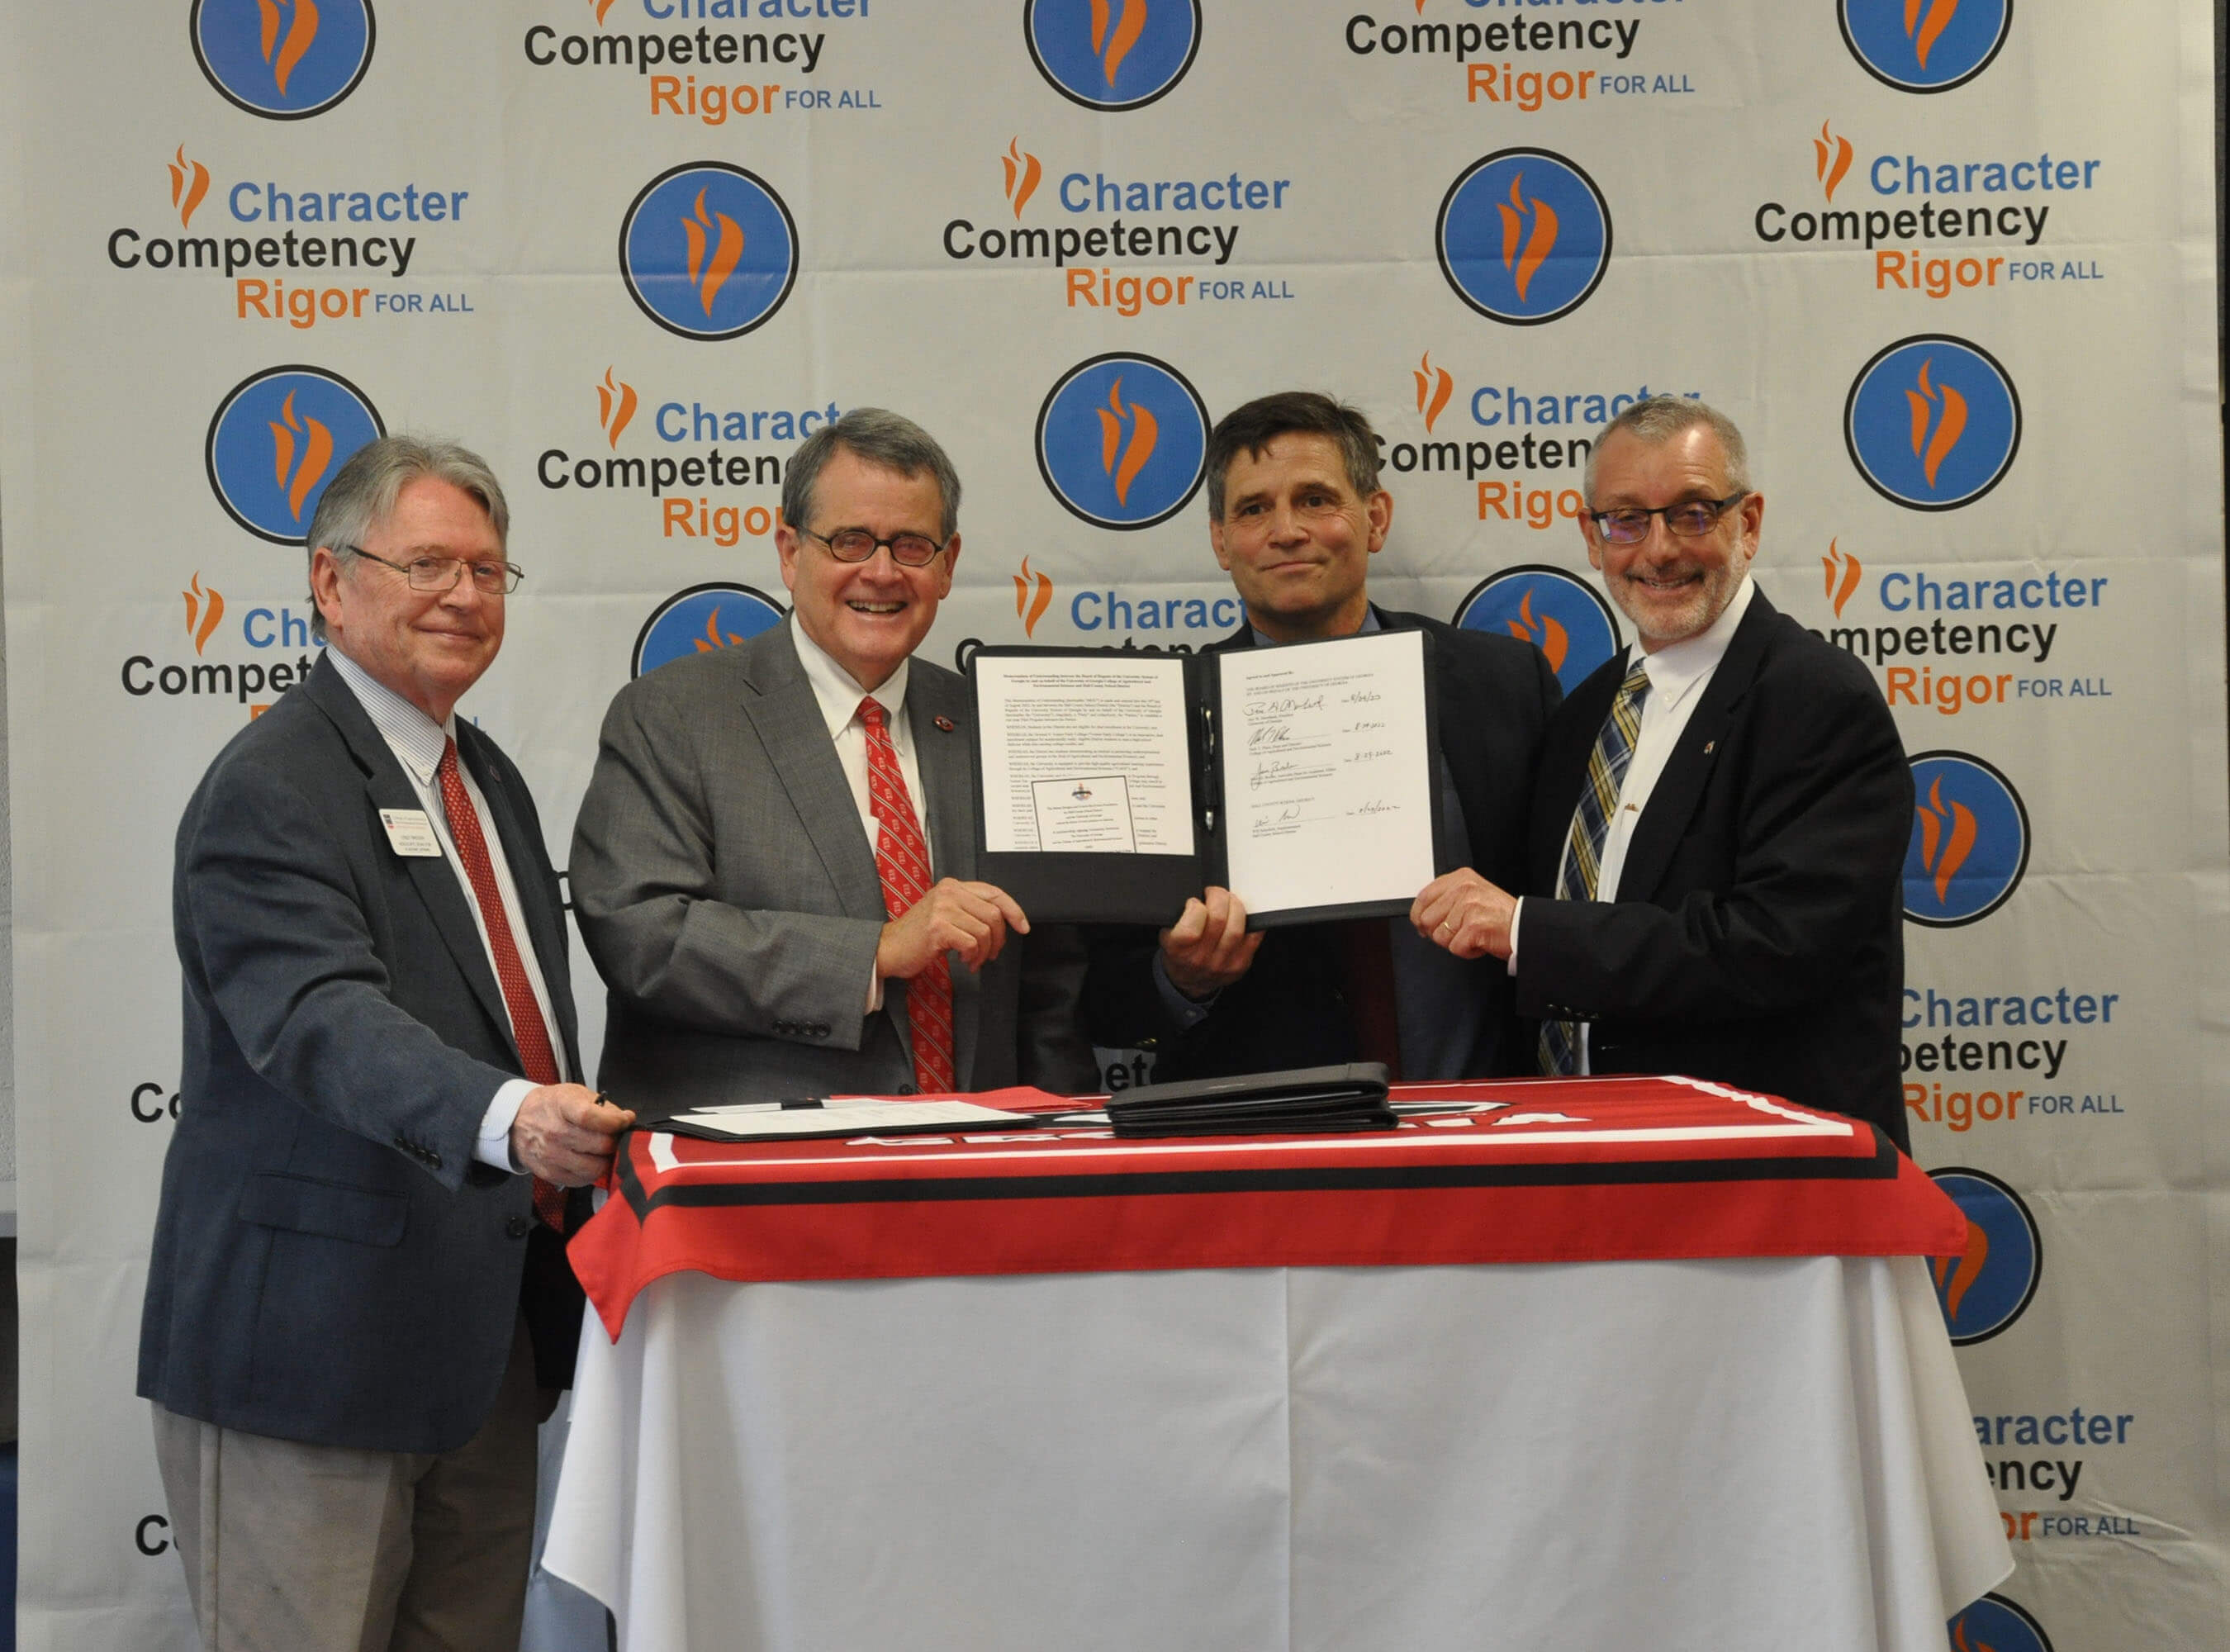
[
  {"x1": 1248, "y1": 603, "x2": 1382, "y2": 649},
  {"x1": 1631, "y1": 573, "x2": 1754, "y2": 712},
  {"x1": 790, "y1": 615, "x2": 913, "y2": 737},
  {"x1": 325, "y1": 643, "x2": 454, "y2": 783}
]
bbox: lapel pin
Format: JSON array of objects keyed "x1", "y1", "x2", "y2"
[
  {"x1": 933, "y1": 715, "x2": 956, "y2": 732},
  {"x1": 1703, "y1": 740, "x2": 1716, "y2": 755}
]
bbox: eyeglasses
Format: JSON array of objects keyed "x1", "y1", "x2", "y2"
[
  {"x1": 346, "y1": 547, "x2": 524, "y2": 595},
  {"x1": 1587, "y1": 492, "x2": 1749, "y2": 545},
  {"x1": 801, "y1": 526, "x2": 947, "y2": 568}
]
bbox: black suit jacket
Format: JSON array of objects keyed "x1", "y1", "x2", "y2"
[
  {"x1": 139, "y1": 655, "x2": 586, "y2": 1455},
  {"x1": 1087, "y1": 608, "x2": 1562, "y2": 1080},
  {"x1": 1518, "y1": 589, "x2": 1914, "y2": 1151}
]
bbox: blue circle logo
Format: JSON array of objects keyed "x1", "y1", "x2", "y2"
[
  {"x1": 1847, "y1": 335, "x2": 2022, "y2": 510},
  {"x1": 1839, "y1": 0, "x2": 2012, "y2": 93},
  {"x1": 1024, "y1": 0, "x2": 1201, "y2": 111},
  {"x1": 1928, "y1": 1170, "x2": 2042, "y2": 1345},
  {"x1": 619, "y1": 164, "x2": 799, "y2": 341},
  {"x1": 1035, "y1": 354, "x2": 1209, "y2": 529},
  {"x1": 1454, "y1": 566, "x2": 1621, "y2": 693},
  {"x1": 1949, "y1": 1593, "x2": 2053, "y2": 1652},
  {"x1": 191, "y1": 0, "x2": 375, "y2": 120},
  {"x1": 205, "y1": 366, "x2": 385, "y2": 544},
  {"x1": 633, "y1": 584, "x2": 787, "y2": 678},
  {"x1": 1905, "y1": 751, "x2": 2028, "y2": 926},
  {"x1": 1437, "y1": 151, "x2": 1612, "y2": 325}
]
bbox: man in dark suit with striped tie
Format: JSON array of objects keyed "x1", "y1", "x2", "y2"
[{"x1": 1409, "y1": 396, "x2": 1914, "y2": 1150}]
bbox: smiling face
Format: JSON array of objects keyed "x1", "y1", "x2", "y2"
[
  {"x1": 1209, "y1": 433, "x2": 1393, "y2": 643},
  {"x1": 311, "y1": 475, "x2": 505, "y2": 724},
  {"x1": 776, "y1": 445, "x2": 958, "y2": 692},
  {"x1": 1582, "y1": 424, "x2": 1763, "y2": 652}
]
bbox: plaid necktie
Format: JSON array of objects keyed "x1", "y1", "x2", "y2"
[
  {"x1": 1538, "y1": 656, "x2": 1652, "y2": 1076},
  {"x1": 435, "y1": 739, "x2": 568, "y2": 1230},
  {"x1": 858, "y1": 698, "x2": 957, "y2": 1094}
]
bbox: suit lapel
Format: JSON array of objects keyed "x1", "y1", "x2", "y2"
[
  {"x1": 1615, "y1": 590, "x2": 1777, "y2": 903},
  {"x1": 304, "y1": 659, "x2": 517, "y2": 1058},
  {"x1": 738, "y1": 623, "x2": 887, "y2": 920}
]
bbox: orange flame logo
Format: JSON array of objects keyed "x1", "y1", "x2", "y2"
[
  {"x1": 592, "y1": 0, "x2": 619, "y2": 22},
  {"x1": 681, "y1": 188, "x2": 744, "y2": 320},
  {"x1": 254, "y1": 0, "x2": 320, "y2": 97},
  {"x1": 1014, "y1": 557, "x2": 1055, "y2": 637},
  {"x1": 1495, "y1": 173, "x2": 1559, "y2": 303},
  {"x1": 1950, "y1": 1615, "x2": 1999, "y2": 1652},
  {"x1": 1088, "y1": 0, "x2": 1148, "y2": 87},
  {"x1": 1003, "y1": 138, "x2": 1043, "y2": 219},
  {"x1": 183, "y1": 574, "x2": 226, "y2": 656},
  {"x1": 1504, "y1": 587, "x2": 1569, "y2": 674},
  {"x1": 598, "y1": 368, "x2": 638, "y2": 449},
  {"x1": 1905, "y1": 0, "x2": 1960, "y2": 71},
  {"x1": 692, "y1": 607, "x2": 748, "y2": 653},
  {"x1": 1914, "y1": 774, "x2": 1978, "y2": 906},
  {"x1": 1905, "y1": 358, "x2": 1967, "y2": 489},
  {"x1": 1414, "y1": 352, "x2": 1454, "y2": 434},
  {"x1": 1822, "y1": 539, "x2": 1862, "y2": 617},
  {"x1": 1933, "y1": 1218, "x2": 1990, "y2": 1322},
  {"x1": 1096, "y1": 377, "x2": 1159, "y2": 506},
  {"x1": 169, "y1": 145, "x2": 211, "y2": 230},
  {"x1": 1814, "y1": 121, "x2": 1853, "y2": 202},
  {"x1": 268, "y1": 390, "x2": 334, "y2": 525}
]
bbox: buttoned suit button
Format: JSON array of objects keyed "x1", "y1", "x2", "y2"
[
  {"x1": 897, "y1": 1084, "x2": 918, "y2": 1095},
  {"x1": 426, "y1": 1150, "x2": 443, "y2": 1170},
  {"x1": 505, "y1": 1215, "x2": 529, "y2": 1239}
]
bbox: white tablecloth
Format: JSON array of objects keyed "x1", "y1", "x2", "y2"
[{"x1": 544, "y1": 1255, "x2": 2009, "y2": 1651}]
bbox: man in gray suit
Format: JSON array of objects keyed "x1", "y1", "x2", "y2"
[
  {"x1": 139, "y1": 436, "x2": 633, "y2": 1650},
  {"x1": 572, "y1": 408, "x2": 1094, "y2": 1112}
]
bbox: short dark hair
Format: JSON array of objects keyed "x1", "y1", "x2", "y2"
[
  {"x1": 1204, "y1": 392, "x2": 1380, "y2": 520},
  {"x1": 780, "y1": 407, "x2": 961, "y2": 542}
]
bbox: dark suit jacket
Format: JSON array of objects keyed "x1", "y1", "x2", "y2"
[
  {"x1": 1518, "y1": 588, "x2": 1914, "y2": 1151},
  {"x1": 1086, "y1": 608, "x2": 1562, "y2": 1081},
  {"x1": 138, "y1": 654, "x2": 586, "y2": 1455},
  {"x1": 569, "y1": 619, "x2": 1096, "y2": 1113}
]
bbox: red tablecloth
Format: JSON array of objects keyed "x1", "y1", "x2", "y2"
[{"x1": 571, "y1": 1075, "x2": 1964, "y2": 1336}]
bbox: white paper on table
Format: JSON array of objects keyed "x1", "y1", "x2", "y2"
[
  {"x1": 975, "y1": 654, "x2": 1196, "y2": 855},
  {"x1": 671, "y1": 1101, "x2": 1037, "y2": 1138},
  {"x1": 1216, "y1": 629, "x2": 1438, "y2": 917}
]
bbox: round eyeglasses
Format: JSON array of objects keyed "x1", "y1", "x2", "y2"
[
  {"x1": 801, "y1": 526, "x2": 947, "y2": 568},
  {"x1": 1587, "y1": 492, "x2": 1749, "y2": 545}
]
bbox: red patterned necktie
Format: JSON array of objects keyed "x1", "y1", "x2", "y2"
[
  {"x1": 857, "y1": 698, "x2": 956, "y2": 1094},
  {"x1": 436, "y1": 738, "x2": 568, "y2": 1230}
]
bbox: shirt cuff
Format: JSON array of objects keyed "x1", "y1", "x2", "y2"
[
  {"x1": 1152, "y1": 950, "x2": 1217, "y2": 1029},
  {"x1": 1505, "y1": 897, "x2": 1523, "y2": 977},
  {"x1": 476, "y1": 1079, "x2": 537, "y2": 1172},
  {"x1": 866, "y1": 964, "x2": 885, "y2": 1015}
]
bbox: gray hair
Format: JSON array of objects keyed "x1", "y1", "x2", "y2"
[
  {"x1": 306, "y1": 434, "x2": 509, "y2": 642},
  {"x1": 780, "y1": 407, "x2": 961, "y2": 543},
  {"x1": 1582, "y1": 396, "x2": 1752, "y2": 502}
]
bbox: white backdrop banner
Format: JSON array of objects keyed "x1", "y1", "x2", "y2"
[{"x1": 2, "y1": 4, "x2": 2223, "y2": 1648}]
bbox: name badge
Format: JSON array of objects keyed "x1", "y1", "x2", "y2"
[{"x1": 379, "y1": 809, "x2": 444, "y2": 857}]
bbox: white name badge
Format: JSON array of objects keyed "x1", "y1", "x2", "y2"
[{"x1": 379, "y1": 809, "x2": 444, "y2": 857}]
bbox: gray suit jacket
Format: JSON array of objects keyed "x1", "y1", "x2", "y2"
[
  {"x1": 570, "y1": 619, "x2": 1095, "y2": 1113},
  {"x1": 139, "y1": 654, "x2": 584, "y2": 1454}
]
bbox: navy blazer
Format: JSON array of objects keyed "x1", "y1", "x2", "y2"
[
  {"x1": 139, "y1": 654, "x2": 585, "y2": 1455},
  {"x1": 1086, "y1": 608, "x2": 1561, "y2": 1080},
  {"x1": 1518, "y1": 589, "x2": 1915, "y2": 1152}
]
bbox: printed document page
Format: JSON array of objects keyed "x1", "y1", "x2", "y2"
[{"x1": 975, "y1": 653, "x2": 1197, "y2": 855}]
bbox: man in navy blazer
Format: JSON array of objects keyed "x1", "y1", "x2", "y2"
[
  {"x1": 1409, "y1": 397, "x2": 1914, "y2": 1151},
  {"x1": 138, "y1": 436, "x2": 633, "y2": 1650}
]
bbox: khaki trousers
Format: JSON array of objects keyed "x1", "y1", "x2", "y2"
[{"x1": 151, "y1": 1314, "x2": 540, "y2": 1652}]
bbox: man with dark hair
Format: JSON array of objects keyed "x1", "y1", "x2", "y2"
[
  {"x1": 1407, "y1": 396, "x2": 1914, "y2": 1148},
  {"x1": 572, "y1": 407, "x2": 1095, "y2": 1111},
  {"x1": 140, "y1": 434, "x2": 633, "y2": 1649},
  {"x1": 1086, "y1": 391, "x2": 1562, "y2": 1081}
]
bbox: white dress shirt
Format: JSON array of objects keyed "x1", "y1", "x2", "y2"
[
  {"x1": 1513, "y1": 575, "x2": 1756, "y2": 1071},
  {"x1": 789, "y1": 619, "x2": 934, "y2": 1010},
  {"x1": 327, "y1": 647, "x2": 569, "y2": 1170}
]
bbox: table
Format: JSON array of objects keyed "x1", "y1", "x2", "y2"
[{"x1": 543, "y1": 1078, "x2": 2011, "y2": 1650}]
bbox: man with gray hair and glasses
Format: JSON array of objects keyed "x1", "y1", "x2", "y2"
[
  {"x1": 1408, "y1": 395, "x2": 1915, "y2": 1150},
  {"x1": 139, "y1": 434, "x2": 631, "y2": 1650},
  {"x1": 572, "y1": 406, "x2": 1094, "y2": 1112}
]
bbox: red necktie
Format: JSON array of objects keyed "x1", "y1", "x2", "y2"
[
  {"x1": 857, "y1": 698, "x2": 956, "y2": 1094},
  {"x1": 436, "y1": 739, "x2": 568, "y2": 1230}
]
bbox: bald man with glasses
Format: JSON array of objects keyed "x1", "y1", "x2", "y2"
[{"x1": 1408, "y1": 396, "x2": 1916, "y2": 1151}]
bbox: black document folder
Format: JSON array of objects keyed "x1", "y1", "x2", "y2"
[{"x1": 1103, "y1": 1062, "x2": 1396, "y2": 1138}]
